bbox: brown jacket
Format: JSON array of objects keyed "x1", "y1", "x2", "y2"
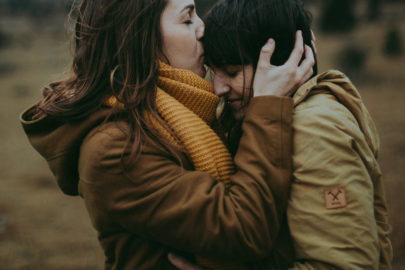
[{"x1": 20, "y1": 96, "x2": 294, "y2": 269}]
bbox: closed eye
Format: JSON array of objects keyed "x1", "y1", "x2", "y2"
[
  {"x1": 226, "y1": 70, "x2": 242, "y2": 78},
  {"x1": 180, "y1": 4, "x2": 195, "y2": 24}
]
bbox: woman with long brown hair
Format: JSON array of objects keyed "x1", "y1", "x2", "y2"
[{"x1": 20, "y1": 0, "x2": 314, "y2": 269}]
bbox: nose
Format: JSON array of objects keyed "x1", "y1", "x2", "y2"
[
  {"x1": 213, "y1": 76, "x2": 230, "y2": 97},
  {"x1": 196, "y1": 17, "x2": 205, "y2": 41}
]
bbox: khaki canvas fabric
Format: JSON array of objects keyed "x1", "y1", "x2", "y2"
[{"x1": 287, "y1": 70, "x2": 392, "y2": 269}]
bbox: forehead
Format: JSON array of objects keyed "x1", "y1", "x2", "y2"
[
  {"x1": 164, "y1": 0, "x2": 195, "y2": 13},
  {"x1": 213, "y1": 65, "x2": 243, "y2": 73}
]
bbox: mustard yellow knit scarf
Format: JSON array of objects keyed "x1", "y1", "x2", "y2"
[
  {"x1": 107, "y1": 63, "x2": 248, "y2": 270},
  {"x1": 155, "y1": 63, "x2": 235, "y2": 185}
]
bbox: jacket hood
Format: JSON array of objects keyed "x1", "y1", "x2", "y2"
[
  {"x1": 20, "y1": 106, "x2": 113, "y2": 196},
  {"x1": 293, "y1": 70, "x2": 379, "y2": 157}
]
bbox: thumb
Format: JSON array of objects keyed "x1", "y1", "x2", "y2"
[{"x1": 258, "y1": 38, "x2": 275, "y2": 68}]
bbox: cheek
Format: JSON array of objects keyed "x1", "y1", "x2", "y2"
[
  {"x1": 246, "y1": 68, "x2": 255, "y2": 88},
  {"x1": 163, "y1": 34, "x2": 197, "y2": 65},
  {"x1": 181, "y1": 33, "x2": 197, "y2": 54},
  {"x1": 235, "y1": 75, "x2": 247, "y2": 95},
  {"x1": 165, "y1": 28, "x2": 195, "y2": 49}
]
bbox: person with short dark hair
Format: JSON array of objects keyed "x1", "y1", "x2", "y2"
[{"x1": 169, "y1": 0, "x2": 392, "y2": 269}]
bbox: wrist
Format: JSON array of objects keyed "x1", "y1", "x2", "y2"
[
  {"x1": 253, "y1": 89, "x2": 282, "y2": 97},
  {"x1": 246, "y1": 96, "x2": 293, "y2": 118}
]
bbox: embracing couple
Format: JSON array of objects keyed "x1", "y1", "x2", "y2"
[{"x1": 20, "y1": 0, "x2": 392, "y2": 269}]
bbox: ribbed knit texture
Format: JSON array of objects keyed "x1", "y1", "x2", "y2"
[
  {"x1": 105, "y1": 62, "x2": 235, "y2": 184},
  {"x1": 155, "y1": 63, "x2": 235, "y2": 185},
  {"x1": 106, "y1": 63, "x2": 249, "y2": 269}
]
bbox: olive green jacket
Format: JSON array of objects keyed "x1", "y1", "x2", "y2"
[{"x1": 288, "y1": 71, "x2": 392, "y2": 269}]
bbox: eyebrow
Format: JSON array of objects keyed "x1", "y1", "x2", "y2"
[{"x1": 179, "y1": 4, "x2": 195, "y2": 14}]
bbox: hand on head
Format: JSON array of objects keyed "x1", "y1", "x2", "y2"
[{"x1": 253, "y1": 30, "x2": 315, "y2": 97}]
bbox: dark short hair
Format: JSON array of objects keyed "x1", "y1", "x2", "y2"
[
  {"x1": 203, "y1": 0, "x2": 318, "y2": 155},
  {"x1": 203, "y1": 0, "x2": 317, "y2": 74}
]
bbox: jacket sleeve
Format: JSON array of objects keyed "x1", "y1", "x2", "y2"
[
  {"x1": 287, "y1": 95, "x2": 380, "y2": 269},
  {"x1": 78, "y1": 96, "x2": 293, "y2": 261}
]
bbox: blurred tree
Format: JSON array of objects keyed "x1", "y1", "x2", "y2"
[
  {"x1": 0, "y1": 0, "x2": 69, "y2": 16},
  {"x1": 0, "y1": 27, "x2": 10, "y2": 50},
  {"x1": 320, "y1": 0, "x2": 357, "y2": 33},
  {"x1": 337, "y1": 43, "x2": 367, "y2": 74},
  {"x1": 383, "y1": 26, "x2": 403, "y2": 57},
  {"x1": 0, "y1": 215, "x2": 5, "y2": 233},
  {"x1": 0, "y1": 60, "x2": 15, "y2": 76},
  {"x1": 367, "y1": 0, "x2": 382, "y2": 21},
  {"x1": 2, "y1": 0, "x2": 35, "y2": 14}
]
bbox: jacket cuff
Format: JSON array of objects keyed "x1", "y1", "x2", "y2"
[{"x1": 245, "y1": 96, "x2": 293, "y2": 123}]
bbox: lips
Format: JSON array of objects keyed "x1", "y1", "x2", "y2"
[{"x1": 227, "y1": 99, "x2": 242, "y2": 108}]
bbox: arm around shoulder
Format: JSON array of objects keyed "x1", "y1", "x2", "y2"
[{"x1": 79, "y1": 96, "x2": 294, "y2": 260}]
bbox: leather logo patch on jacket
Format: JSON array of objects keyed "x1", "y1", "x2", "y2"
[{"x1": 324, "y1": 187, "x2": 347, "y2": 209}]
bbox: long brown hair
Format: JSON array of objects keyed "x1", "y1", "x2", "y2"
[{"x1": 36, "y1": 0, "x2": 181, "y2": 162}]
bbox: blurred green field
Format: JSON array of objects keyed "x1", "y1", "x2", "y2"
[{"x1": 0, "y1": 2, "x2": 404, "y2": 269}]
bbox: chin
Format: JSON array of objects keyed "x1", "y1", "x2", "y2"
[
  {"x1": 194, "y1": 66, "x2": 206, "y2": 78},
  {"x1": 232, "y1": 107, "x2": 247, "y2": 120},
  {"x1": 233, "y1": 112, "x2": 244, "y2": 121}
]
